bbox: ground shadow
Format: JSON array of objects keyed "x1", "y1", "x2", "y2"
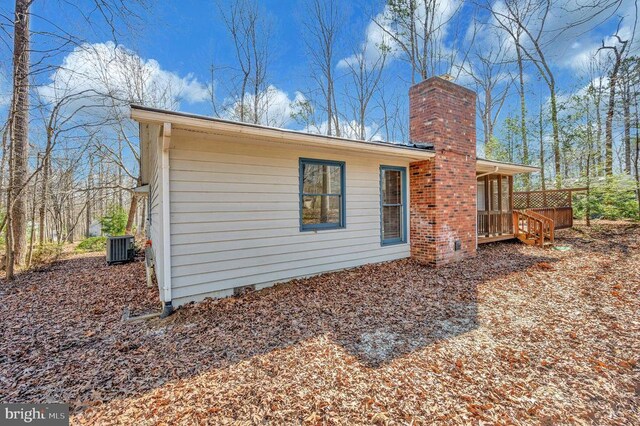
[
  {"x1": 0, "y1": 243, "x2": 559, "y2": 412},
  {"x1": 170, "y1": 243, "x2": 557, "y2": 368}
]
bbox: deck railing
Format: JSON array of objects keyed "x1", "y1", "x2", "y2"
[
  {"x1": 526, "y1": 207, "x2": 572, "y2": 229},
  {"x1": 512, "y1": 210, "x2": 555, "y2": 247},
  {"x1": 513, "y1": 188, "x2": 586, "y2": 230},
  {"x1": 477, "y1": 211, "x2": 513, "y2": 237}
]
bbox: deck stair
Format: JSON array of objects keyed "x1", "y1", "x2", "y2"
[{"x1": 512, "y1": 210, "x2": 555, "y2": 247}]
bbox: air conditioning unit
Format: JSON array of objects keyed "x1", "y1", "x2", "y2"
[{"x1": 106, "y1": 235, "x2": 135, "y2": 265}]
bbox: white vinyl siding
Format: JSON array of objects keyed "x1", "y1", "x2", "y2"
[
  {"x1": 166, "y1": 129, "x2": 411, "y2": 306},
  {"x1": 145, "y1": 124, "x2": 166, "y2": 300}
]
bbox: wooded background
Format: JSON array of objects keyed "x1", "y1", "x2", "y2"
[{"x1": 0, "y1": 0, "x2": 638, "y2": 278}]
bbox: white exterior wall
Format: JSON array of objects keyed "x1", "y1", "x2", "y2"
[
  {"x1": 167, "y1": 128, "x2": 412, "y2": 306},
  {"x1": 145, "y1": 124, "x2": 167, "y2": 300}
]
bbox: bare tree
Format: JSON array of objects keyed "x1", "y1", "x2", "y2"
[
  {"x1": 538, "y1": 99, "x2": 547, "y2": 191},
  {"x1": 587, "y1": 57, "x2": 607, "y2": 175},
  {"x1": 515, "y1": 31, "x2": 530, "y2": 189},
  {"x1": 5, "y1": 0, "x2": 31, "y2": 278},
  {"x1": 635, "y1": 87, "x2": 640, "y2": 215},
  {"x1": 303, "y1": 0, "x2": 342, "y2": 136},
  {"x1": 490, "y1": 0, "x2": 565, "y2": 187},
  {"x1": 618, "y1": 56, "x2": 638, "y2": 174},
  {"x1": 462, "y1": 27, "x2": 514, "y2": 154},
  {"x1": 342, "y1": 38, "x2": 389, "y2": 140},
  {"x1": 374, "y1": 0, "x2": 464, "y2": 83},
  {"x1": 599, "y1": 31, "x2": 628, "y2": 176},
  {"x1": 32, "y1": 88, "x2": 106, "y2": 244},
  {"x1": 376, "y1": 84, "x2": 408, "y2": 143},
  {"x1": 3, "y1": 0, "x2": 148, "y2": 275},
  {"x1": 215, "y1": 0, "x2": 272, "y2": 125}
]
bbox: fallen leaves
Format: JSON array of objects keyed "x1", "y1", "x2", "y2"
[
  {"x1": 536, "y1": 261, "x2": 556, "y2": 271},
  {"x1": 0, "y1": 221, "x2": 638, "y2": 425}
]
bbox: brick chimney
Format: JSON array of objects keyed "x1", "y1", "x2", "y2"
[{"x1": 408, "y1": 76, "x2": 477, "y2": 265}]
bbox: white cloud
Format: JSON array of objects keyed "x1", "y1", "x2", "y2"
[
  {"x1": 339, "y1": 0, "x2": 463, "y2": 71},
  {"x1": 222, "y1": 85, "x2": 305, "y2": 128},
  {"x1": 305, "y1": 119, "x2": 383, "y2": 141},
  {"x1": 38, "y1": 41, "x2": 209, "y2": 113},
  {"x1": 489, "y1": 0, "x2": 638, "y2": 73},
  {"x1": 337, "y1": 19, "x2": 394, "y2": 70}
]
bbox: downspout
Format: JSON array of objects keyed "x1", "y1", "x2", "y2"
[
  {"x1": 160, "y1": 122, "x2": 173, "y2": 317},
  {"x1": 476, "y1": 166, "x2": 499, "y2": 178},
  {"x1": 475, "y1": 166, "x2": 499, "y2": 249}
]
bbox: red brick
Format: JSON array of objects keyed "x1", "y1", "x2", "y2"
[{"x1": 409, "y1": 77, "x2": 477, "y2": 266}]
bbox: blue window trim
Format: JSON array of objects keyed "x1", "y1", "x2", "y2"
[
  {"x1": 299, "y1": 158, "x2": 346, "y2": 231},
  {"x1": 380, "y1": 165, "x2": 407, "y2": 246}
]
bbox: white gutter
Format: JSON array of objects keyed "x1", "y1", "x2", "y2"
[
  {"x1": 476, "y1": 166, "x2": 499, "y2": 178},
  {"x1": 160, "y1": 122, "x2": 173, "y2": 315},
  {"x1": 476, "y1": 159, "x2": 539, "y2": 174},
  {"x1": 133, "y1": 184, "x2": 149, "y2": 193},
  {"x1": 131, "y1": 106, "x2": 434, "y2": 161}
]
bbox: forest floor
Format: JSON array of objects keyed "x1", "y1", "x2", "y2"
[{"x1": 0, "y1": 221, "x2": 638, "y2": 425}]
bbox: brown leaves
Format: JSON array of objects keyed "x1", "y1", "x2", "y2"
[
  {"x1": 536, "y1": 261, "x2": 556, "y2": 271},
  {"x1": 1, "y1": 222, "x2": 639, "y2": 425},
  {"x1": 455, "y1": 358, "x2": 464, "y2": 370}
]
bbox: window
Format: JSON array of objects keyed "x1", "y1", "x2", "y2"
[
  {"x1": 501, "y1": 176, "x2": 510, "y2": 212},
  {"x1": 299, "y1": 158, "x2": 345, "y2": 230},
  {"x1": 380, "y1": 166, "x2": 406, "y2": 245},
  {"x1": 477, "y1": 178, "x2": 486, "y2": 211}
]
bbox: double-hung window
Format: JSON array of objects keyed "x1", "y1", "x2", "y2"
[
  {"x1": 299, "y1": 158, "x2": 345, "y2": 231},
  {"x1": 380, "y1": 166, "x2": 407, "y2": 245}
]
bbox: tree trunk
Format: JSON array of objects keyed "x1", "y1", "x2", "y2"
[
  {"x1": 586, "y1": 153, "x2": 591, "y2": 227},
  {"x1": 516, "y1": 45, "x2": 529, "y2": 190},
  {"x1": 595, "y1": 90, "x2": 603, "y2": 175},
  {"x1": 85, "y1": 157, "x2": 93, "y2": 237},
  {"x1": 605, "y1": 58, "x2": 622, "y2": 177},
  {"x1": 549, "y1": 87, "x2": 561, "y2": 188},
  {"x1": 7, "y1": 0, "x2": 31, "y2": 270},
  {"x1": 138, "y1": 198, "x2": 146, "y2": 236},
  {"x1": 539, "y1": 101, "x2": 546, "y2": 191},
  {"x1": 320, "y1": 165, "x2": 328, "y2": 222},
  {"x1": 26, "y1": 156, "x2": 39, "y2": 268},
  {"x1": 0, "y1": 121, "x2": 9, "y2": 208},
  {"x1": 66, "y1": 171, "x2": 74, "y2": 243},
  {"x1": 635, "y1": 133, "x2": 639, "y2": 217},
  {"x1": 623, "y1": 82, "x2": 631, "y2": 174},
  {"x1": 125, "y1": 192, "x2": 138, "y2": 234},
  {"x1": 484, "y1": 87, "x2": 492, "y2": 151},
  {"x1": 635, "y1": 92, "x2": 640, "y2": 217},
  {"x1": 38, "y1": 138, "x2": 52, "y2": 246}
]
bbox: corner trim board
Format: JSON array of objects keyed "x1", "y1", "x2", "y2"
[{"x1": 160, "y1": 122, "x2": 172, "y2": 303}]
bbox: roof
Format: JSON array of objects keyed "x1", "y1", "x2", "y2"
[
  {"x1": 476, "y1": 158, "x2": 539, "y2": 175},
  {"x1": 131, "y1": 105, "x2": 538, "y2": 174},
  {"x1": 130, "y1": 105, "x2": 435, "y2": 161}
]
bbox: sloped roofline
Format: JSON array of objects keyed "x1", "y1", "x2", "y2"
[
  {"x1": 131, "y1": 104, "x2": 435, "y2": 160},
  {"x1": 131, "y1": 104, "x2": 538, "y2": 174}
]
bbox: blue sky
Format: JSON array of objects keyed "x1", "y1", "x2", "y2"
[{"x1": 0, "y1": 0, "x2": 637, "y2": 151}]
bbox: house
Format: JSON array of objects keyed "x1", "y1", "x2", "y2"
[{"x1": 131, "y1": 76, "x2": 538, "y2": 314}]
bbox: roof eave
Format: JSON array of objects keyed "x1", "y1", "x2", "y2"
[
  {"x1": 476, "y1": 158, "x2": 539, "y2": 175},
  {"x1": 131, "y1": 105, "x2": 435, "y2": 160}
]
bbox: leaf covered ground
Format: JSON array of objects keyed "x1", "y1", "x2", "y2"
[{"x1": 1, "y1": 222, "x2": 639, "y2": 425}]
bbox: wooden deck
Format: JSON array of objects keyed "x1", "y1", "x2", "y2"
[
  {"x1": 524, "y1": 207, "x2": 573, "y2": 229},
  {"x1": 513, "y1": 188, "x2": 586, "y2": 230},
  {"x1": 476, "y1": 178, "x2": 584, "y2": 246},
  {"x1": 478, "y1": 233, "x2": 515, "y2": 244}
]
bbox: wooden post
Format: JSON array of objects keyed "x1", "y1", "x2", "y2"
[
  {"x1": 484, "y1": 175, "x2": 490, "y2": 237},
  {"x1": 508, "y1": 176, "x2": 514, "y2": 233},
  {"x1": 497, "y1": 174, "x2": 503, "y2": 234}
]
